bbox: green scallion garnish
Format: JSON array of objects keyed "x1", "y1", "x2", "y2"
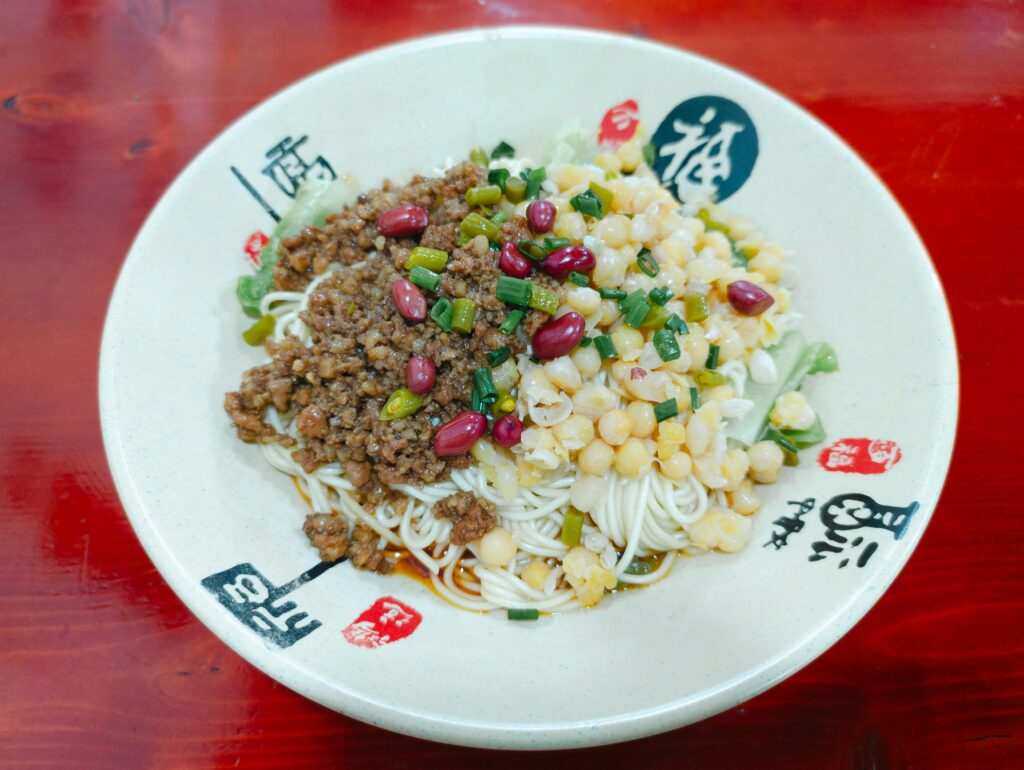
[
  {"x1": 639, "y1": 304, "x2": 670, "y2": 329},
  {"x1": 491, "y1": 141, "x2": 515, "y2": 160},
  {"x1": 471, "y1": 386, "x2": 487, "y2": 415},
  {"x1": 469, "y1": 147, "x2": 488, "y2": 166},
  {"x1": 451, "y1": 298, "x2": 476, "y2": 334},
  {"x1": 568, "y1": 271, "x2": 589, "y2": 287},
  {"x1": 465, "y1": 185, "x2": 503, "y2": 207},
  {"x1": 636, "y1": 248, "x2": 658, "y2": 277},
  {"x1": 588, "y1": 182, "x2": 613, "y2": 213},
  {"x1": 496, "y1": 276, "x2": 533, "y2": 306},
  {"x1": 652, "y1": 329, "x2": 681, "y2": 362},
  {"x1": 542, "y1": 236, "x2": 571, "y2": 252},
  {"x1": 429, "y1": 298, "x2": 453, "y2": 332},
  {"x1": 473, "y1": 367, "x2": 498, "y2": 404},
  {"x1": 460, "y1": 212, "x2": 500, "y2": 240},
  {"x1": 621, "y1": 289, "x2": 652, "y2": 328},
  {"x1": 488, "y1": 167, "x2": 510, "y2": 193},
  {"x1": 684, "y1": 294, "x2": 710, "y2": 323},
  {"x1": 689, "y1": 387, "x2": 700, "y2": 412},
  {"x1": 641, "y1": 142, "x2": 656, "y2": 168},
  {"x1": 504, "y1": 176, "x2": 527, "y2": 203},
  {"x1": 242, "y1": 314, "x2": 275, "y2": 346},
  {"x1": 408, "y1": 265, "x2": 442, "y2": 293},
  {"x1": 569, "y1": 188, "x2": 603, "y2": 218},
  {"x1": 665, "y1": 313, "x2": 688, "y2": 334},
  {"x1": 705, "y1": 344, "x2": 721, "y2": 370},
  {"x1": 520, "y1": 167, "x2": 547, "y2": 200},
  {"x1": 487, "y1": 346, "x2": 511, "y2": 368},
  {"x1": 403, "y1": 246, "x2": 448, "y2": 272},
  {"x1": 499, "y1": 309, "x2": 525, "y2": 334},
  {"x1": 560, "y1": 508, "x2": 584, "y2": 547},
  {"x1": 490, "y1": 211, "x2": 508, "y2": 227},
  {"x1": 578, "y1": 336, "x2": 593, "y2": 348},
  {"x1": 653, "y1": 398, "x2": 679, "y2": 423},
  {"x1": 594, "y1": 334, "x2": 618, "y2": 360},
  {"x1": 648, "y1": 286, "x2": 673, "y2": 306},
  {"x1": 517, "y1": 239, "x2": 547, "y2": 261},
  {"x1": 598, "y1": 288, "x2": 626, "y2": 300},
  {"x1": 529, "y1": 284, "x2": 559, "y2": 314},
  {"x1": 694, "y1": 370, "x2": 728, "y2": 387},
  {"x1": 507, "y1": 608, "x2": 539, "y2": 621}
]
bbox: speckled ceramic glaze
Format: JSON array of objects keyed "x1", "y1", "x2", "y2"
[{"x1": 99, "y1": 27, "x2": 958, "y2": 749}]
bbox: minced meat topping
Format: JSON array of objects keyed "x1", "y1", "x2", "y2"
[{"x1": 225, "y1": 162, "x2": 559, "y2": 503}]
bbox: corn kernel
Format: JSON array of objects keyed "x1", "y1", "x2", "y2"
[
  {"x1": 578, "y1": 439, "x2": 615, "y2": 475},
  {"x1": 614, "y1": 438, "x2": 652, "y2": 477}
]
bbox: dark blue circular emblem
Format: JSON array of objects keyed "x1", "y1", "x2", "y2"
[{"x1": 651, "y1": 96, "x2": 758, "y2": 202}]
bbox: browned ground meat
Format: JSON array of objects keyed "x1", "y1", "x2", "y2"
[
  {"x1": 303, "y1": 513, "x2": 394, "y2": 574},
  {"x1": 225, "y1": 162, "x2": 561, "y2": 508},
  {"x1": 432, "y1": 491, "x2": 497, "y2": 545}
]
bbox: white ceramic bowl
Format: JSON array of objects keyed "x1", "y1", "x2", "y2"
[{"x1": 100, "y1": 27, "x2": 957, "y2": 749}]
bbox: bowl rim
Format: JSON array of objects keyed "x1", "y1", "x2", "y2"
[{"x1": 98, "y1": 24, "x2": 960, "y2": 749}]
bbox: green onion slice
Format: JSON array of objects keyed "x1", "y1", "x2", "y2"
[
  {"x1": 507, "y1": 608, "x2": 539, "y2": 621},
  {"x1": 560, "y1": 508, "x2": 584, "y2": 547},
  {"x1": 429, "y1": 297, "x2": 453, "y2": 332},
  {"x1": 451, "y1": 297, "x2": 476, "y2": 334},
  {"x1": 689, "y1": 387, "x2": 700, "y2": 412},
  {"x1": 568, "y1": 271, "x2": 589, "y2": 287},
  {"x1": 594, "y1": 334, "x2": 618, "y2": 360},
  {"x1": 487, "y1": 346, "x2": 510, "y2": 367},
  {"x1": 652, "y1": 329, "x2": 681, "y2": 362},
  {"x1": 654, "y1": 398, "x2": 679, "y2": 423},
  {"x1": 528, "y1": 285, "x2": 559, "y2": 315},
  {"x1": 408, "y1": 265, "x2": 442, "y2": 292},
  {"x1": 705, "y1": 343, "x2": 721, "y2": 370},
  {"x1": 242, "y1": 314, "x2": 275, "y2": 346},
  {"x1": 403, "y1": 246, "x2": 448, "y2": 272},
  {"x1": 491, "y1": 141, "x2": 515, "y2": 160},
  {"x1": 488, "y1": 167, "x2": 510, "y2": 192},
  {"x1": 636, "y1": 248, "x2": 658, "y2": 277},
  {"x1": 496, "y1": 276, "x2": 533, "y2": 307},
  {"x1": 499, "y1": 309, "x2": 525, "y2": 334},
  {"x1": 569, "y1": 188, "x2": 603, "y2": 218}
]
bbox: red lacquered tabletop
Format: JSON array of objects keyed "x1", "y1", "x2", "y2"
[{"x1": 2, "y1": 1, "x2": 1022, "y2": 767}]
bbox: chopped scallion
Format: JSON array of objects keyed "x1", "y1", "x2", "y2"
[
  {"x1": 499, "y1": 309, "x2": 525, "y2": 334},
  {"x1": 460, "y1": 212, "x2": 500, "y2": 240},
  {"x1": 654, "y1": 398, "x2": 679, "y2": 423},
  {"x1": 242, "y1": 314, "x2": 275, "y2": 345},
  {"x1": 529, "y1": 285, "x2": 559, "y2": 314},
  {"x1": 469, "y1": 147, "x2": 488, "y2": 166},
  {"x1": 694, "y1": 370, "x2": 727, "y2": 387},
  {"x1": 470, "y1": 386, "x2": 486, "y2": 415},
  {"x1": 598, "y1": 288, "x2": 626, "y2": 300},
  {"x1": 560, "y1": 508, "x2": 584, "y2": 547},
  {"x1": 594, "y1": 334, "x2": 618, "y2": 360},
  {"x1": 380, "y1": 388, "x2": 425, "y2": 421},
  {"x1": 652, "y1": 329, "x2": 681, "y2": 362},
  {"x1": 706, "y1": 344, "x2": 721, "y2": 370},
  {"x1": 689, "y1": 387, "x2": 700, "y2": 412},
  {"x1": 648, "y1": 286, "x2": 673, "y2": 306},
  {"x1": 429, "y1": 297, "x2": 453, "y2": 332},
  {"x1": 451, "y1": 298, "x2": 476, "y2": 334},
  {"x1": 588, "y1": 181, "x2": 613, "y2": 213},
  {"x1": 578, "y1": 336, "x2": 593, "y2": 348},
  {"x1": 465, "y1": 185, "x2": 502, "y2": 206},
  {"x1": 473, "y1": 367, "x2": 497, "y2": 404},
  {"x1": 641, "y1": 142, "x2": 656, "y2": 168},
  {"x1": 517, "y1": 239, "x2": 547, "y2": 261},
  {"x1": 636, "y1": 248, "x2": 658, "y2": 277},
  {"x1": 520, "y1": 167, "x2": 547, "y2": 200},
  {"x1": 569, "y1": 188, "x2": 603, "y2": 218},
  {"x1": 496, "y1": 276, "x2": 533, "y2": 306},
  {"x1": 568, "y1": 271, "x2": 589, "y2": 287},
  {"x1": 684, "y1": 294, "x2": 710, "y2": 323},
  {"x1": 504, "y1": 176, "x2": 527, "y2": 203},
  {"x1": 403, "y1": 246, "x2": 448, "y2": 272},
  {"x1": 487, "y1": 346, "x2": 511, "y2": 367},
  {"x1": 542, "y1": 236, "x2": 571, "y2": 252},
  {"x1": 507, "y1": 608, "x2": 539, "y2": 621},
  {"x1": 665, "y1": 313, "x2": 688, "y2": 334},
  {"x1": 490, "y1": 210, "x2": 508, "y2": 226},
  {"x1": 639, "y1": 304, "x2": 670, "y2": 329},
  {"x1": 488, "y1": 167, "x2": 510, "y2": 192},
  {"x1": 491, "y1": 141, "x2": 515, "y2": 160},
  {"x1": 408, "y1": 265, "x2": 442, "y2": 292}
]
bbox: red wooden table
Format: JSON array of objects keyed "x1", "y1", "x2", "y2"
[{"x1": 2, "y1": 1, "x2": 1022, "y2": 767}]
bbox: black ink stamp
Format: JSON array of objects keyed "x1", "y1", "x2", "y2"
[{"x1": 201, "y1": 560, "x2": 341, "y2": 648}]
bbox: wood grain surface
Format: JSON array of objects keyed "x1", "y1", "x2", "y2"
[{"x1": 1, "y1": 1, "x2": 1022, "y2": 767}]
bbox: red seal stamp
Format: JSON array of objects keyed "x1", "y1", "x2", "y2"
[
  {"x1": 342, "y1": 596, "x2": 422, "y2": 649},
  {"x1": 243, "y1": 231, "x2": 269, "y2": 269},
  {"x1": 599, "y1": 99, "x2": 640, "y2": 146},
  {"x1": 818, "y1": 438, "x2": 902, "y2": 475}
]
